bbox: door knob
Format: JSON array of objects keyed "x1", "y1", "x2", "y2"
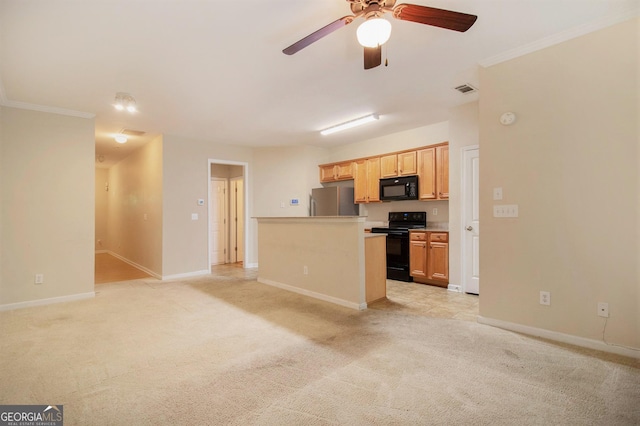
[{"x1": 466, "y1": 226, "x2": 473, "y2": 231}]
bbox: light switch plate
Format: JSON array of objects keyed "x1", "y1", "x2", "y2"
[
  {"x1": 191, "y1": 213, "x2": 198, "y2": 220},
  {"x1": 493, "y1": 187, "x2": 503, "y2": 200}
]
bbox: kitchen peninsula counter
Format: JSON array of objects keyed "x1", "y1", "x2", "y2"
[{"x1": 256, "y1": 216, "x2": 386, "y2": 310}]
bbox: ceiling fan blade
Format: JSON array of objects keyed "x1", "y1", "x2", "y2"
[
  {"x1": 283, "y1": 15, "x2": 355, "y2": 55},
  {"x1": 392, "y1": 4, "x2": 477, "y2": 32},
  {"x1": 364, "y1": 46, "x2": 382, "y2": 70}
]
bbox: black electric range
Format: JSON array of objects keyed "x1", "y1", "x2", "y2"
[{"x1": 371, "y1": 212, "x2": 427, "y2": 282}]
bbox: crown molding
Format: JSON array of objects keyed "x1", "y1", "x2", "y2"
[
  {"x1": 1, "y1": 99, "x2": 95, "y2": 119},
  {"x1": 0, "y1": 75, "x2": 95, "y2": 119},
  {"x1": 479, "y1": 7, "x2": 639, "y2": 68}
]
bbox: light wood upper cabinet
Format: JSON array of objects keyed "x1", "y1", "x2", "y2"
[
  {"x1": 398, "y1": 151, "x2": 417, "y2": 176},
  {"x1": 417, "y1": 144, "x2": 448, "y2": 201},
  {"x1": 436, "y1": 145, "x2": 449, "y2": 199},
  {"x1": 380, "y1": 151, "x2": 417, "y2": 178},
  {"x1": 336, "y1": 161, "x2": 354, "y2": 180},
  {"x1": 380, "y1": 154, "x2": 398, "y2": 178},
  {"x1": 417, "y1": 147, "x2": 436, "y2": 200},
  {"x1": 319, "y1": 161, "x2": 354, "y2": 182},
  {"x1": 354, "y1": 158, "x2": 380, "y2": 203},
  {"x1": 319, "y1": 164, "x2": 337, "y2": 182},
  {"x1": 318, "y1": 143, "x2": 446, "y2": 200}
]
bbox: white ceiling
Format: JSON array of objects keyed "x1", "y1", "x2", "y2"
[{"x1": 0, "y1": 0, "x2": 637, "y2": 168}]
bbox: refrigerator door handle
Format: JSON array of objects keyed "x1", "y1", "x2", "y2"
[{"x1": 310, "y1": 198, "x2": 316, "y2": 216}]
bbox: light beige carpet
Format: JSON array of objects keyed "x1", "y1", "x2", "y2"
[{"x1": 1, "y1": 273, "x2": 638, "y2": 425}]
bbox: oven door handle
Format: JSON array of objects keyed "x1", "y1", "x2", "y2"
[{"x1": 384, "y1": 230, "x2": 408, "y2": 237}]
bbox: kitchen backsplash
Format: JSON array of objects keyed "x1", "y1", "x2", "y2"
[{"x1": 360, "y1": 199, "x2": 449, "y2": 224}]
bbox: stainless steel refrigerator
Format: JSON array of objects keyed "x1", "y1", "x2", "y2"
[{"x1": 310, "y1": 187, "x2": 358, "y2": 216}]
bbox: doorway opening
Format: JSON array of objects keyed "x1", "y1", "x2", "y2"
[{"x1": 209, "y1": 160, "x2": 248, "y2": 271}]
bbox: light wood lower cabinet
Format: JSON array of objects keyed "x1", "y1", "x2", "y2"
[
  {"x1": 410, "y1": 231, "x2": 449, "y2": 287},
  {"x1": 409, "y1": 234, "x2": 427, "y2": 278}
]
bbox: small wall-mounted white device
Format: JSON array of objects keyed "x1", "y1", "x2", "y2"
[{"x1": 500, "y1": 112, "x2": 516, "y2": 126}]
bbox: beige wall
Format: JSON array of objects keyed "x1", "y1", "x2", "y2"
[
  {"x1": 253, "y1": 145, "x2": 328, "y2": 218},
  {"x1": 448, "y1": 102, "x2": 479, "y2": 288},
  {"x1": 325, "y1": 121, "x2": 449, "y2": 162},
  {"x1": 479, "y1": 18, "x2": 639, "y2": 349},
  {"x1": 107, "y1": 136, "x2": 164, "y2": 276},
  {"x1": 95, "y1": 167, "x2": 108, "y2": 251},
  {"x1": 0, "y1": 107, "x2": 95, "y2": 306},
  {"x1": 162, "y1": 134, "x2": 253, "y2": 276}
]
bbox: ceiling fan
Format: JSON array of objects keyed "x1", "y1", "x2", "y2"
[{"x1": 283, "y1": 0, "x2": 478, "y2": 70}]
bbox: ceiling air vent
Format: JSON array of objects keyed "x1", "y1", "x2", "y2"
[
  {"x1": 120, "y1": 128, "x2": 146, "y2": 136},
  {"x1": 454, "y1": 84, "x2": 477, "y2": 94}
]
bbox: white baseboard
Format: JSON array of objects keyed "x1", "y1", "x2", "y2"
[
  {"x1": 95, "y1": 249, "x2": 108, "y2": 254},
  {"x1": 0, "y1": 292, "x2": 95, "y2": 312},
  {"x1": 478, "y1": 316, "x2": 640, "y2": 359},
  {"x1": 107, "y1": 251, "x2": 162, "y2": 279},
  {"x1": 162, "y1": 270, "x2": 210, "y2": 280},
  {"x1": 257, "y1": 277, "x2": 366, "y2": 311},
  {"x1": 245, "y1": 262, "x2": 258, "y2": 268},
  {"x1": 447, "y1": 284, "x2": 462, "y2": 293}
]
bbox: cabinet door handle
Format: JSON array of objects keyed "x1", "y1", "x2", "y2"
[{"x1": 466, "y1": 226, "x2": 473, "y2": 231}]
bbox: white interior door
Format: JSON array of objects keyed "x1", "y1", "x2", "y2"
[
  {"x1": 210, "y1": 179, "x2": 228, "y2": 265},
  {"x1": 230, "y1": 177, "x2": 244, "y2": 263},
  {"x1": 235, "y1": 179, "x2": 244, "y2": 263},
  {"x1": 462, "y1": 147, "x2": 480, "y2": 294}
]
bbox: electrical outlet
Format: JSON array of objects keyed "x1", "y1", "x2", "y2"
[
  {"x1": 35, "y1": 274, "x2": 44, "y2": 285},
  {"x1": 597, "y1": 302, "x2": 609, "y2": 318},
  {"x1": 432, "y1": 208, "x2": 438, "y2": 216},
  {"x1": 494, "y1": 204, "x2": 519, "y2": 218},
  {"x1": 303, "y1": 265, "x2": 308, "y2": 275},
  {"x1": 539, "y1": 291, "x2": 550, "y2": 306}
]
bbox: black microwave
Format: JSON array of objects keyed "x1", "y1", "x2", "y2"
[{"x1": 380, "y1": 175, "x2": 419, "y2": 201}]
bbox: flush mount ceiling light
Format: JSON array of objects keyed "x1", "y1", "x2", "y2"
[
  {"x1": 356, "y1": 18, "x2": 392, "y2": 48},
  {"x1": 320, "y1": 114, "x2": 379, "y2": 136},
  {"x1": 113, "y1": 92, "x2": 137, "y2": 113},
  {"x1": 114, "y1": 134, "x2": 128, "y2": 144}
]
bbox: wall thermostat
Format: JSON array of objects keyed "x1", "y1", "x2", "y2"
[
  {"x1": 500, "y1": 112, "x2": 517, "y2": 126},
  {"x1": 290, "y1": 199, "x2": 299, "y2": 206}
]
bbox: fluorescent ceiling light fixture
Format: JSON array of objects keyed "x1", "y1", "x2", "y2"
[
  {"x1": 321, "y1": 114, "x2": 380, "y2": 136},
  {"x1": 114, "y1": 134, "x2": 128, "y2": 144},
  {"x1": 357, "y1": 18, "x2": 392, "y2": 48},
  {"x1": 113, "y1": 92, "x2": 137, "y2": 113}
]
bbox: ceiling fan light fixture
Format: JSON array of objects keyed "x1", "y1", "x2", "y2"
[
  {"x1": 114, "y1": 134, "x2": 128, "y2": 144},
  {"x1": 321, "y1": 114, "x2": 379, "y2": 136},
  {"x1": 356, "y1": 18, "x2": 391, "y2": 48}
]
